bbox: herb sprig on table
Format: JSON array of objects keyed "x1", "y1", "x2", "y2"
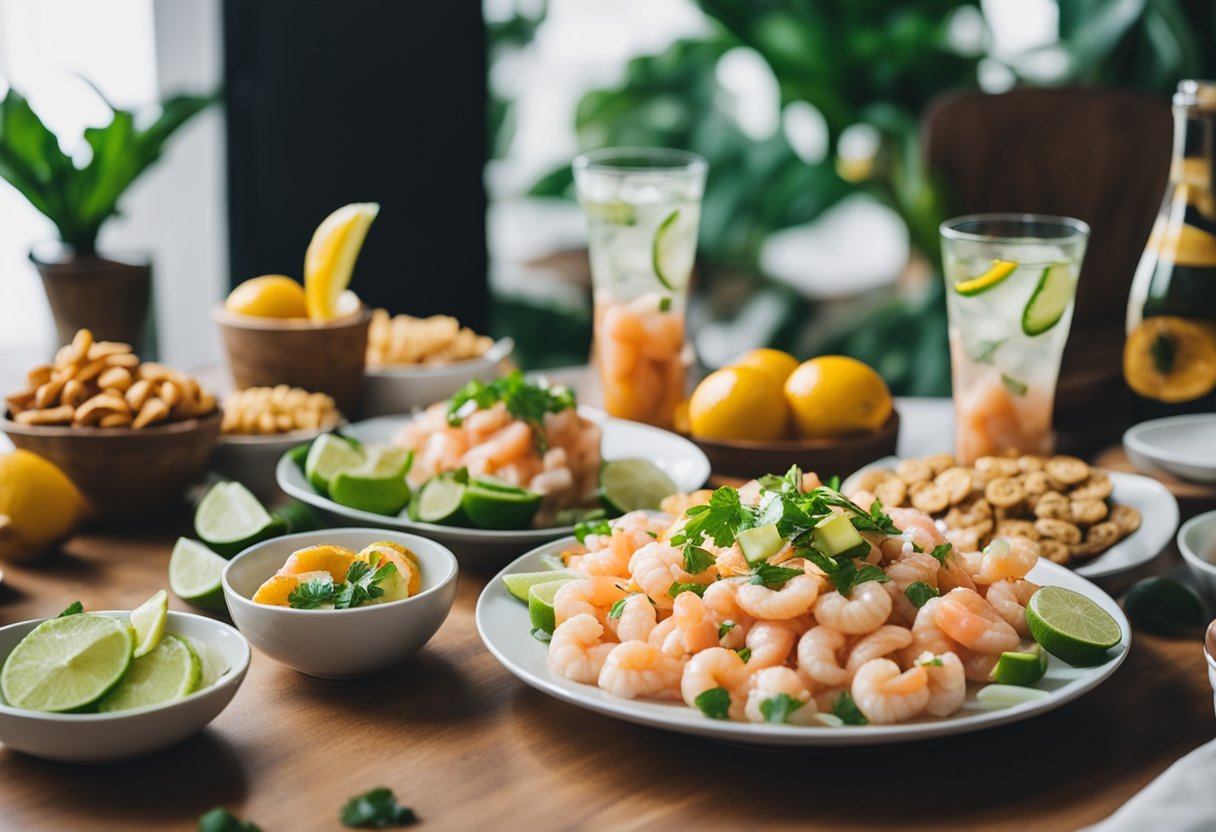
[{"x1": 288, "y1": 559, "x2": 398, "y2": 610}]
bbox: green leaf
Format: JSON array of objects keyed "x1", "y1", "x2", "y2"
[
  {"x1": 904, "y1": 581, "x2": 939, "y2": 608},
  {"x1": 759, "y1": 693, "x2": 804, "y2": 724},
  {"x1": 666, "y1": 581, "x2": 708, "y2": 598},
  {"x1": 694, "y1": 687, "x2": 732, "y2": 720},
  {"x1": 832, "y1": 691, "x2": 869, "y2": 726},
  {"x1": 735, "y1": 647, "x2": 752, "y2": 663},
  {"x1": 288, "y1": 577, "x2": 336, "y2": 610},
  {"x1": 929, "y1": 543, "x2": 952, "y2": 565},
  {"x1": 198, "y1": 807, "x2": 261, "y2": 832},
  {"x1": 446, "y1": 371, "x2": 575, "y2": 451},
  {"x1": 717, "y1": 620, "x2": 736, "y2": 639},
  {"x1": 57, "y1": 601, "x2": 83, "y2": 617},
  {"x1": 682, "y1": 545, "x2": 716, "y2": 575},
  {"x1": 574, "y1": 518, "x2": 612, "y2": 544},
  {"x1": 748, "y1": 562, "x2": 804, "y2": 589},
  {"x1": 340, "y1": 787, "x2": 417, "y2": 828},
  {"x1": 607, "y1": 598, "x2": 627, "y2": 620}
]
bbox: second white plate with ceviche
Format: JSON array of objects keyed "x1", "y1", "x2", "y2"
[
  {"x1": 476, "y1": 539, "x2": 1130, "y2": 747},
  {"x1": 276, "y1": 408, "x2": 711, "y2": 563}
]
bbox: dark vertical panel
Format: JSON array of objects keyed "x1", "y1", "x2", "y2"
[{"x1": 224, "y1": 0, "x2": 488, "y2": 330}]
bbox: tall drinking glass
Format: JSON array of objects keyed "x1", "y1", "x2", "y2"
[
  {"x1": 573, "y1": 148, "x2": 708, "y2": 428},
  {"x1": 940, "y1": 214, "x2": 1090, "y2": 464}
]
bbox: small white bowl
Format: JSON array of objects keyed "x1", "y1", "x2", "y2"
[
  {"x1": 222, "y1": 528, "x2": 458, "y2": 678},
  {"x1": 211, "y1": 426, "x2": 332, "y2": 502},
  {"x1": 0, "y1": 611, "x2": 250, "y2": 763},
  {"x1": 360, "y1": 337, "x2": 513, "y2": 417},
  {"x1": 1179, "y1": 511, "x2": 1216, "y2": 602},
  {"x1": 1124, "y1": 414, "x2": 1216, "y2": 483}
]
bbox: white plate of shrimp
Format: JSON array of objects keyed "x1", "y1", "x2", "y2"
[
  {"x1": 277, "y1": 408, "x2": 710, "y2": 564},
  {"x1": 476, "y1": 500, "x2": 1130, "y2": 747}
]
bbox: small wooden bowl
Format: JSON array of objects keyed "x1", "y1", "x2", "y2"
[
  {"x1": 693, "y1": 411, "x2": 900, "y2": 482},
  {"x1": 213, "y1": 305, "x2": 371, "y2": 416},
  {"x1": 1, "y1": 411, "x2": 221, "y2": 523}
]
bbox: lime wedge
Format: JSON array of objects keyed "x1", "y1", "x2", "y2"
[
  {"x1": 503, "y1": 570, "x2": 578, "y2": 603},
  {"x1": 651, "y1": 209, "x2": 691, "y2": 291},
  {"x1": 186, "y1": 636, "x2": 229, "y2": 690},
  {"x1": 1123, "y1": 576, "x2": 1205, "y2": 635},
  {"x1": 1021, "y1": 263, "x2": 1076, "y2": 336},
  {"x1": 583, "y1": 200, "x2": 637, "y2": 225},
  {"x1": 975, "y1": 683, "x2": 1051, "y2": 709},
  {"x1": 130, "y1": 590, "x2": 169, "y2": 659},
  {"x1": 411, "y1": 476, "x2": 468, "y2": 525},
  {"x1": 97, "y1": 634, "x2": 200, "y2": 713},
  {"x1": 989, "y1": 643, "x2": 1048, "y2": 686},
  {"x1": 169, "y1": 537, "x2": 229, "y2": 612},
  {"x1": 330, "y1": 471, "x2": 411, "y2": 516},
  {"x1": 305, "y1": 433, "x2": 367, "y2": 493},
  {"x1": 462, "y1": 484, "x2": 542, "y2": 530},
  {"x1": 1026, "y1": 586, "x2": 1123, "y2": 666},
  {"x1": 195, "y1": 481, "x2": 286, "y2": 557},
  {"x1": 528, "y1": 579, "x2": 571, "y2": 635},
  {"x1": 953, "y1": 259, "x2": 1018, "y2": 296},
  {"x1": 600, "y1": 459, "x2": 677, "y2": 513},
  {"x1": 1, "y1": 615, "x2": 134, "y2": 712}
]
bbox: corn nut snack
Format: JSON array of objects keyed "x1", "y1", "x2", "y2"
[
  {"x1": 221, "y1": 385, "x2": 341, "y2": 435},
  {"x1": 367, "y1": 308, "x2": 494, "y2": 367}
]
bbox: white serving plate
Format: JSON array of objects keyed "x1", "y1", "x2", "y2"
[
  {"x1": 276, "y1": 407, "x2": 711, "y2": 565},
  {"x1": 476, "y1": 538, "x2": 1130, "y2": 747},
  {"x1": 844, "y1": 456, "x2": 1178, "y2": 581},
  {"x1": 1124, "y1": 414, "x2": 1216, "y2": 484}
]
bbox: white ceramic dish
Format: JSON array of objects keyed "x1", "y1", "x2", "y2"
[
  {"x1": 360, "y1": 337, "x2": 515, "y2": 418},
  {"x1": 1178, "y1": 511, "x2": 1216, "y2": 602},
  {"x1": 223, "y1": 528, "x2": 458, "y2": 678},
  {"x1": 0, "y1": 610, "x2": 250, "y2": 763},
  {"x1": 275, "y1": 408, "x2": 712, "y2": 564},
  {"x1": 844, "y1": 456, "x2": 1179, "y2": 581},
  {"x1": 1124, "y1": 414, "x2": 1216, "y2": 483},
  {"x1": 211, "y1": 425, "x2": 333, "y2": 502},
  {"x1": 477, "y1": 538, "x2": 1130, "y2": 747}
]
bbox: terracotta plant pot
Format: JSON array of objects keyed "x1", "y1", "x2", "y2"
[
  {"x1": 31, "y1": 243, "x2": 152, "y2": 355},
  {"x1": 213, "y1": 305, "x2": 371, "y2": 417}
]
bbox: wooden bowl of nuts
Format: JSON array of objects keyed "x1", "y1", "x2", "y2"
[{"x1": 1, "y1": 330, "x2": 221, "y2": 522}]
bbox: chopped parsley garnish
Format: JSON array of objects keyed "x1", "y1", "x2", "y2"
[
  {"x1": 929, "y1": 542, "x2": 953, "y2": 565},
  {"x1": 607, "y1": 598, "x2": 627, "y2": 619},
  {"x1": 673, "y1": 487, "x2": 751, "y2": 548},
  {"x1": 917, "y1": 655, "x2": 944, "y2": 667},
  {"x1": 198, "y1": 808, "x2": 261, "y2": 832},
  {"x1": 817, "y1": 490, "x2": 902, "y2": 536},
  {"x1": 694, "y1": 687, "x2": 732, "y2": 720},
  {"x1": 57, "y1": 600, "x2": 83, "y2": 617},
  {"x1": 645, "y1": 530, "x2": 658, "y2": 538},
  {"x1": 800, "y1": 549, "x2": 889, "y2": 596},
  {"x1": 682, "y1": 545, "x2": 716, "y2": 575},
  {"x1": 718, "y1": 620, "x2": 736, "y2": 639},
  {"x1": 658, "y1": 296, "x2": 672, "y2": 312},
  {"x1": 760, "y1": 693, "x2": 804, "y2": 724},
  {"x1": 748, "y1": 562, "x2": 804, "y2": 589},
  {"x1": 446, "y1": 370, "x2": 576, "y2": 450},
  {"x1": 905, "y1": 581, "x2": 939, "y2": 608},
  {"x1": 288, "y1": 560, "x2": 398, "y2": 610},
  {"x1": 340, "y1": 787, "x2": 417, "y2": 828},
  {"x1": 735, "y1": 647, "x2": 752, "y2": 663},
  {"x1": 833, "y1": 691, "x2": 869, "y2": 725},
  {"x1": 667, "y1": 581, "x2": 708, "y2": 598},
  {"x1": 574, "y1": 517, "x2": 612, "y2": 543}
]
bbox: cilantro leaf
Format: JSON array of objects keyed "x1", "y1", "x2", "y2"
[
  {"x1": 57, "y1": 601, "x2": 83, "y2": 617},
  {"x1": 760, "y1": 693, "x2": 804, "y2": 724},
  {"x1": 288, "y1": 577, "x2": 336, "y2": 609},
  {"x1": 735, "y1": 647, "x2": 752, "y2": 663},
  {"x1": 756, "y1": 465, "x2": 804, "y2": 496},
  {"x1": 530, "y1": 627, "x2": 552, "y2": 644},
  {"x1": 346, "y1": 560, "x2": 373, "y2": 585},
  {"x1": 673, "y1": 487, "x2": 750, "y2": 548},
  {"x1": 198, "y1": 807, "x2": 261, "y2": 832},
  {"x1": 749, "y1": 562, "x2": 804, "y2": 589},
  {"x1": 816, "y1": 488, "x2": 901, "y2": 535},
  {"x1": 607, "y1": 598, "x2": 627, "y2": 619},
  {"x1": 905, "y1": 581, "x2": 939, "y2": 608},
  {"x1": 682, "y1": 545, "x2": 715, "y2": 575},
  {"x1": 929, "y1": 543, "x2": 953, "y2": 564},
  {"x1": 833, "y1": 691, "x2": 869, "y2": 725},
  {"x1": 814, "y1": 555, "x2": 890, "y2": 596},
  {"x1": 446, "y1": 371, "x2": 576, "y2": 450},
  {"x1": 340, "y1": 787, "x2": 417, "y2": 828},
  {"x1": 574, "y1": 518, "x2": 612, "y2": 544},
  {"x1": 666, "y1": 581, "x2": 708, "y2": 598},
  {"x1": 694, "y1": 687, "x2": 732, "y2": 720},
  {"x1": 718, "y1": 620, "x2": 736, "y2": 639}
]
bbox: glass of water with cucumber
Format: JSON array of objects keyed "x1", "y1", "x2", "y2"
[{"x1": 940, "y1": 214, "x2": 1090, "y2": 464}]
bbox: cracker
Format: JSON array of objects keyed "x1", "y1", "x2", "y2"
[
  {"x1": 910, "y1": 482, "x2": 950, "y2": 514},
  {"x1": 975, "y1": 456, "x2": 1020, "y2": 478},
  {"x1": 1109, "y1": 504, "x2": 1142, "y2": 535},
  {"x1": 995, "y1": 519, "x2": 1039, "y2": 541},
  {"x1": 1070, "y1": 498, "x2": 1109, "y2": 526},
  {"x1": 852, "y1": 468, "x2": 894, "y2": 493},
  {"x1": 1021, "y1": 471, "x2": 1051, "y2": 497},
  {"x1": 923, "y1": 453, "x2": 957, "y2": 476},
  {"x1": 1070, "y1": 472, "x2": 1112, "y2": 501},
  {"x1": 1034, "y1": 517, "x2": 1082, "y2": 545},
  {"x1": 1038, "y1": 539, "x2": 1071, "y2": 565},
  {"x1": 895, "y1": 458, "x2": 932, "y2": 485},
  {"x1": 1033, "y1": 492, "x2": 1071, "y2": 520},
  {"x1": 873, "y1": 477, "x2": 907, "y2": 508},
  {"x1": 1045, "y1": 455, "x2": 1089, "y2": 486},
  {"x1": 1085, "y1": 521, "x2": 1122, "y2": 550},
  {"x1": 935, "y1": 467, "x2": 973, "y2": 505},
  {"x1": 985, "y1": 477, "x2": 1025, "y2": 508}
]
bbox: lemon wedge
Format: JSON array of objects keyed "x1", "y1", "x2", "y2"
[
  {"x1": 954, "y1": 259, "x2": 1018, "y2": 296},
  {"x1": 304, "y1": 202, "x2": 380, "y2": 321}
]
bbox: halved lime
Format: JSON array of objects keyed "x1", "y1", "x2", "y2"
[
  {"x1": 97, "y1": 634, "x2": 200, "y2": 713},
  {"x1": 1026, "y1": 586, "x2": 1123, "y2": 666},
  {"x1": 330, "y1": 471, "x2": 411, "y2": 516},
  {"x1": 651, "y1": 209, "x2": 691, "y2": 291},
  {"x1": 411, "y1": 476, "x2": 468, "y2": 525},
  {"x1": 130, "y1": 590, "x2": 168, "y2": 659},
  {"x1": 169, "y1": 537, "x2": 229, "y2": 612},
  {"x1": 1, "y1": 615, "x2": 134, "y2": 712},
  {"x1": 463, "y1": 484, "x2": 542, "y2": 530},
  {"x1": 503, "y1": 570, "x2": 578, "y2": 603},
  {"x1": 528, "y1": 580, "x2": 571, "y2": 635},
  {"x1": 989, "y1": 643, "x2": 1048, "y2": 686},
  {"x1": 1021, "y1": 264, "x2": 1076, "y2": 336},
  {"x1": 195, "y1": 481, "x2": 286, "y2": 558},
  {"x1": 600, "y1": 459, "x2": 677, "y2": 513},
  {"x1": 186, "y1": 636, "x2": 229, "y2": 690},
  {"x1": 953, "y1": 259, "x2": 1018, "y2": 296},
  {"x1": 304, "y1": 433, "x2": 367, "y2": 493}
]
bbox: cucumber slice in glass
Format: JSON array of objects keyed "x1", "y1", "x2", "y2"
[{"x1": 1021, "y1": 264, "x2": 1076, "y2": 336}]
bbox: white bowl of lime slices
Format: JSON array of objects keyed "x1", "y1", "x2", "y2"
[{"x1": 0, "y1": 609, "x2": 250, "y2": 763}]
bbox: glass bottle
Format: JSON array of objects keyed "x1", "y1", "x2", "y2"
[{"x1": 1124, "y1": 80, "x2": 1216, "y2": 415}]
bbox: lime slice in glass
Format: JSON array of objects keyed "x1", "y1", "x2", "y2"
[
  {"x1": 1, "y1": 615, "x2": 134, "y2": 712},
  {"x1": 411, "y1": 476, "x2": 468, "y2": 525},
  {"x1": 97, "y1": 634, "x2": 200, "y2": 713},
  {"x1": 195, "y1": 481, "x2": 286, "y2": 557},
  {"x1": 1026, "y1": 586, "x2": 1123, "y2": 666},
  {"x1": 503, "y1": 570, "x2": 578, "y2": 603},
  {"x1": 988, "y1": 643, "x2": 1048, "y2": 686},
  {"x1": 953, "y1": 259, "x2": 1018, "y2": 296},
  {"x1": 462, "y1": 485, "x2": 542, "y2": 530},
  {"x1": 169, "y1": 537, "x2": 229, "y2": 612},
  {"x1": 1021, "y1": 263, "x2": 1076, "y2": 336},
  {"x1": 305, "y1": 433, "x2": 367, "y2": 493},
  {"x1": 583, "y1": 200, "x2": 637, "y2": 225},
  {"x1": 130, "y1": 589, "x2": 169, "y2": 659},
  {"x1": 528, "y1": 579, "x2": 571, "y2": 635},
  {"x1": 600, "y1": 459, "x2": 677, "y2": 513},
  {"x1": 652, "y1": 209, "x2": 693, "y2": 291}
]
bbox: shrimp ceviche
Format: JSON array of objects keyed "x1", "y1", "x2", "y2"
[{"x1": 524, "y1": 466, "x2": 1101, "y2": 727}]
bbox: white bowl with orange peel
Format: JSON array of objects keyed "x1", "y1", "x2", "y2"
[{"x1": 222, "y1": 529, "x2": 458, "y2": 678}]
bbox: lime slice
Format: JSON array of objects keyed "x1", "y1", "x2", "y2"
[
  {"x1": 195, "y1": 481, "x2": 286, "y2": 557},
  {"x1": 953, "y1": 259, "x2": 1018, "y2": 296},
  {"x1": 503, "y1": 570, "x2": 578, "y2": 603},
  {"x1": 411, "y1": 476, "x2": 468, "y2": 525},
  {"x1": 97, "y1": 634, "x2": 200, "y2": 713},
  {"x1": 1123, "y1": 576, "x2": 1205, "y2": 635},
  {"x1": 583, "y1": 200, "x2": 637, "y2": 225},
  {"x1": 651, "y1": 209, "x2": 691, "y2": 291},
  {"x1": 989, "y1": 643, "x2": 1048, "y2": 686},
  {"x1": 1026, "y1": 586, "x2": 1123, "y2": 666},
  {"x1": 1021, "y1": 264, "x2": 1076, "y2": 336},
  {"x1": 169, "y1": 537, "x2": 229, "y2": 612},
  {"x1": 975, "y1": 683, "x2": 1051, "y2": 709},
  {"x1": 305, "y1": 433, "x2": 367, "y2": 493},
  {"x1": 330, "y1": 469, "x2": 411, "y2": 516},
  {"x1": 471, "y1": 475, "x2": 528, "y2": 495},
  {"x1": 528, "y1": 580, "x2": 570, "y2": 635},
  {"x1": 600, "y1": 459, "x2": 677, "y2": 513},
  {"x1": 1, "y1": 615, "x2": 133, "y2": 712},
  {"x1": 130, "y1": 590, "x2": 169, "y2": 659},
  {"x1": 462, "y1": 484, "x2": 542, "y2": 530},
  {"x1": 185, "y1": 636, "x2": 229, "y2": 690}
]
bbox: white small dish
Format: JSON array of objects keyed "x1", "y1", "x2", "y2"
[
  {"x1": 275, "y1": 408, "x2": 712, "y2": 565},
  {"x1": 361, "y1": 337, "x2": 514, "y2": 418},
  {"x1": 0, "y1": 610, "x2": 250, "y2": 763},
  {"x1": 1178, "y1": 511, "x2": 1216, "y2": 602},
  {"x1": 477, "y1": 538, "x2": 1130, "y2": 747},
  {"x1": 1124, "y1": 414, "x2": 1216, "y2": 483},
  {"x1": 211, "y1": 425, "x2": 332, "y2": 502},
  {"x1": 222, "y1": 528, "x2": 458, "y2": 678}
]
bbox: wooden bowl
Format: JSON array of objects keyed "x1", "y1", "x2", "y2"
[
  {"x1": 693, "y1": 411, "x2": 900, "y2": 482},
  {"x1": 213, "y1": 305, "x2": 371, "y2": 416},
  {"x1": 1, "y1": 411, "x2": 221, "y2": 523}
]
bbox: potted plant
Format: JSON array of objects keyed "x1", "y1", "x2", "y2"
[{"x1": 0, "y1": 84, "x2": 214, "y2": 352}]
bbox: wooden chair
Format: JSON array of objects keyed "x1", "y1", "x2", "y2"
[{"x1": 923, "y1": 87, "x2": 1172, "y2": 451}]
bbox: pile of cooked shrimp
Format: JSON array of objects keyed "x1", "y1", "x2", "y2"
[{"x1": 547, "y1": 473, "x2": 1042, "y2": 726}]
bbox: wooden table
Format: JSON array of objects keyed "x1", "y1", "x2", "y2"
[{"x1": 2, "y1": 401, "x2": 1214, "y2": 831}]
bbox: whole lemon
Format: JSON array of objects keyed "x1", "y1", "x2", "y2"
[
  {"x1": 689, "y1": 367, "x2": 789, "y2": 441},
  {"x1": 225, "y1": 275, "x2": 308, "y2": 318},
  {"x1": 0, "y1": 450, "x2": 88, "y2": 561},
  {"x1": 729, "y1": 348, "x2": 800, "y2": 387},
  {"x1": 784, "y1": 356, "x2": 893, "y2": 439}
]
